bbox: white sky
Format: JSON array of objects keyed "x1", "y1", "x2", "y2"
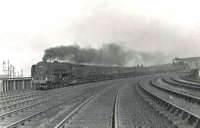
[{"x1": 0, "y1": 0, "x2": 200, "y2": 76}]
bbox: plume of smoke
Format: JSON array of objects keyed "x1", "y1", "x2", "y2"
[
  {"x1": 126, "y1": 50, "x2": 172, "y2": 66},
  {"x1": 43, "y1": 45, "x2": 80, "y2": 62},
  {"x1": 42, "y1": 43, "x2": 172, "y2": 66},
  {"x1": 42, "y1": 43, "x2": 131, "y2": 66}
]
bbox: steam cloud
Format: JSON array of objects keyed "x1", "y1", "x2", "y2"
[{"x1": 43, "y1": 43, "x2": 171, "y2": 66}]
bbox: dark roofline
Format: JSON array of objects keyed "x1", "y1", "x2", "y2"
[{"x1": 175, "y1": 57, "x2": 200, "y2": 61}]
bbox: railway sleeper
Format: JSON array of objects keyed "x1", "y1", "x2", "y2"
[
  {"x1": 138, "y1": 82, "x2": 200, "y2": 128},
  {"x1": 152, "y1": 99, "x2": 185, "y2": 125},
  {"x1": 151, "y1": 80, "x2": 200, "y2": 105},
  {"x1": 137, "y1": 86, "x2": 177, "y2": 127},
  {"x1": 137, "y1": 85, "x2": 177, "y2": 125}
]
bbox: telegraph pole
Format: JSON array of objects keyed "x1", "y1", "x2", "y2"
[
  {"x1": 21, "y1": 70, "x2": 23, "y2": 77},
  {"x1": 3, "y1": 60, "x2": 16, "y2": 78},
  {"x1": 13, "y1": 66, "x2": 15, "y2": 77}
]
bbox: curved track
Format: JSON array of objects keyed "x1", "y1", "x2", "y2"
[
  {"x1": 138, "y1": 74, "x2": 200, "y2": 128},
  {"x1": 1, "y1": 74, "x2": 196, "y2": 128}
]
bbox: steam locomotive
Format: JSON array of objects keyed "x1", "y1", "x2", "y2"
[{"x1": 31, "y1": 61, "x2": 148, "y2": 90}]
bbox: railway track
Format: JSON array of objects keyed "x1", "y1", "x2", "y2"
[
  {"x1": 180, "y1": 77, "x2": 200, "y2": 85},
  {"x1": 152, "y1": 78, "x2": 200, "y2": 102},
  {"x1": 4, "y1": 92, "x2": 93, "y2": 128},
  {"x1": 0, "y1": 90, "x2": 70, "y2": 121},
  {"x1": 0, "y1": 80, "x2": 113, "y2": 128},
  {"x1": 0, "y1": 88, "x2": 78, "y2": 112},
  {"x1": 162, "y1": 76, "x2": 200, "y2": 91},
  {"x1": 54, "y1": 77, "x2": 175, "y2": 128},
  {"x1": 0, "y1": 79, "x2": 130, "y2": 128},
  {"x1": 54, "y1": 83, "x2": 121, "y2": 128},
  {"x1": 0, "y1": 90, "x2": 65, "y2": 113},
  {"x1": 116, "y1": 82, "x2": 174, "y2": 128},
  {"x1": 0, "y1": 75, "x2": 193, "y2": 128},
  {"x1": 138, "y1": 76, "x2": 200, "y2": 128}
]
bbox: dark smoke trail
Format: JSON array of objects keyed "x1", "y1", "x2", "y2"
[{"x1": 42, "y1": 43, "x2": 171, "y2": 66}]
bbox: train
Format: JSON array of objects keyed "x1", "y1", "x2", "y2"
[
  {"x1": 31, "y1": 61, "x2": 188, "y2": 90},
  {"x1": 31, "y1": 61, "x2": 150, "y2": 90}
]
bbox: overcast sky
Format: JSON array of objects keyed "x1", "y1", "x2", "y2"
[{"x1": 1, "y1": 0, "x2": 200, "y2": 76}]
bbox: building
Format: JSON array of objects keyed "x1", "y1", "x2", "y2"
[
  {"x1": 173, "y1": 57, "x2": 200, "y2": 69},
  {"x1": 173, "y1": 57, "x2": 200, "y2": 78}
]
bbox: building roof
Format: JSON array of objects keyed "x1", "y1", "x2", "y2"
[{"x1": 175, "y1": 57, "x2": 200, "y2": 62}]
